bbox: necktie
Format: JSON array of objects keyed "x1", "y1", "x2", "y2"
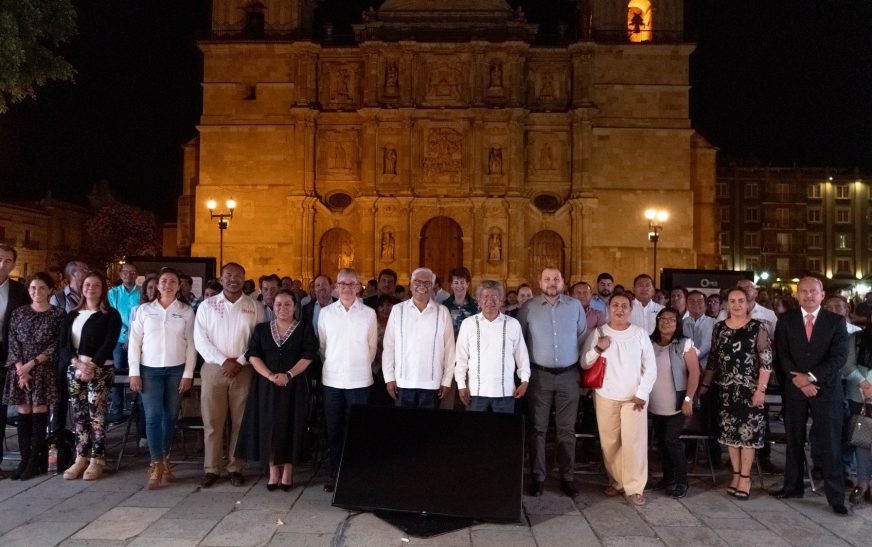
[{"x1": 804, "y1": 314, "x2": 814, "y2": 341}]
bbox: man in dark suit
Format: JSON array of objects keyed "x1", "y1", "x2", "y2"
[
  {"x1": 362, "y1": 269, "x2": 397, "y2": 309},
  {"x1": 302, "y1": 275, "x2": 337, "y2": 380},
  {"x1": 0, "y1": 244, "x2": 31, "y2": 479},
  {"x1": 773, "y1": 276, "x2": 849, "y2": 514}
]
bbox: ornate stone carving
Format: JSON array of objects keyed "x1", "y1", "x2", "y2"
[
  {"x1": 381, "y1": 226, "x2": 396, "y2": 261},
  {"x1": 487, "y1": 147, "x2": 503, "y2": 175},
  {"x1": 539, "y1": 143, "x2": 555, "y2": 171},
  {"x1": 331, "y1": 68, "x2": 353, "y2": 102},
  {"x1": 383, "y1": 146, "x2": 398, "y2": 175},
  {"x1": 488, "y1": 61, "x2": 503, "y2": 89},
  {"x1": 423, "y1": 128, "x2": 462, "y2": 181},
  {"x1": 384, "y1": 62, "x2": 399, "y2": 96},
  {"x1": 538, "y1": 71, "x2": 555, "y2": 100},
  {"x1": 426, "y1": 62, "x2": 462, "y2": 100},
  {"x1": 488, "y1": 229, "x2": 502, "y2": 263}
]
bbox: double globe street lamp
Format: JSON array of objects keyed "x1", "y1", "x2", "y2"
[
  {"x1": 207, "y1": 198, "x2": 236, "y2": 269},
  {"x1": 645, "y1": 209, "x2": 668, "y2": 286}
]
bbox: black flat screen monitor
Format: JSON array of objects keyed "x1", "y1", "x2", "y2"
[{"x1": 332, "y1": 405, "x2": 524, "y2": 523}]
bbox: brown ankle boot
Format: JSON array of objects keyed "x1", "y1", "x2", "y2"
[
  {"x1": 63, "y1": 456, "x2": 89, "y2": 480},
  {"x1": 147, "y1": 461, "x2": 166, "y2": 490},
  {"x1": 161, "y1": 457, "x2": 177, "y2": 485},
  {"x1": 82, "y1": 457, "x2": 106, "y2": 480}
]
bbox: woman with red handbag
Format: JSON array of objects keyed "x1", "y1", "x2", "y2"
[{"x1": 582, "y1": 292, "x2": 657, "y2": 506}]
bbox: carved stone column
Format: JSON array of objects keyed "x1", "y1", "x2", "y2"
[{"x1": 506, "y1": 196, "x2": 528, "y2": 287}]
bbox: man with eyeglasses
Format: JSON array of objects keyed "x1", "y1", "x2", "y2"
[
  {"x1": 317, "y1": 268, "x2": 377, "y2": 492},
  {"x1": 382, "y1": 268, "x2": 455, "y2": 409}
]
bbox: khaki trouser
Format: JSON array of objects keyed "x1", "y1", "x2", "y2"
[
  {"x1": 200, "y1": 363, "x2": 253, "y2": 474},
  {"x1": 595, "y1": 392, "x2": 648, "y2": 496}
]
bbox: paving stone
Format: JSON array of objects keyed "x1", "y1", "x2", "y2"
[
  {"x1": 280, "y1": 500, "x2": 350, "y2": 534},
  {"x1": 699, "y1": 518, "x2": 767, "y2": 531},
  {"x1": 240, "y1": 486, "x2": 300, "y2": 511},
  {"x1": 529, "y1": 514, "x2": 599, "y2": 546},
  {"x1": 635, "y1": 497, "x2": 701, "y2": 527},
  {"x1": 71, "y1": 507, "x2": 169, "y2": 540},
  {"x1": 713, "y1": 528, "x2": 792, "y2": 547},
  {"x1": 601, "y1": 538, "x2": 666, "y2": 547},
  {"x1": 119, "y1": 489, "x2": 190, "y2": 508},
  {"x1": 754, "y1": 511, "x2": 850, "y2": 547},
  {"x1": 400, "y1": 527, "x2": 472, "y2": 546},
  {"x1": 34, "y1": 491, "x2": 132, "y2": 523},
  {"x1": 469, "y1": 528, "x2": 537, "y2": 547},
  {"x1": 0, "y1": 494, "x2": 64, "y2": 533},
  {"x1": 522, "y1": 492, "x2": 581, "y2": 516},
  {"x1": 816, "y1": 517, "x2": 872, "y2": 547},
  {"x1": 343, "y1": 511, "x2": 408, "y2": 547},
  {"x1": 583, "y1": 499, "x2": 655, "y2": 537},
  {"x1": 138, "y1": 517, "x2": 218, "y2": 540},
  {"x1": 680, "y1": 490, "x2": 748, "y2": 519},
  {"x1": 12, "y1": 475, "x2": 91, "y2": 499},
  {"x1": 126, "y1": 539, "x2": 199, "y2": 547},
  {"x1": 266, "y1": 532, "x2": 336, "y2": 546},
  {"x1": 0, "y1": 520, "x2": 85, "y2": 547},
  {"x1": 59, "y1": 539, "x2": 127, "y2": 546},
  {"x1": 169, "y1": 491, "x2": 240, "y2": 519},
  {"x1": 724, "y1": 492, "x2": 792, "y2": 512},
  {"x1": 653, "y1": 526, "x2": 729, "y2": 547},
  {"x1": 200, "y1": 509, "x2": 284, "y2": 546}
]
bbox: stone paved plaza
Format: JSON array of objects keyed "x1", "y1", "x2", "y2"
[{"x1": 1, "y1": 439, "x2": 870, "y2": 547}]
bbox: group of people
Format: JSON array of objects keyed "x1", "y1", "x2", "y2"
[{"x1": 0, "y1": 241, "x2": 866, "y2": 515}]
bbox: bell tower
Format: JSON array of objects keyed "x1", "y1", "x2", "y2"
[
  {"x1": 582, "y1": 0, "x2": 684, "y2": 43},
  {"x1": 211, "y1": 0, "x2": 317, "y2": 37}
]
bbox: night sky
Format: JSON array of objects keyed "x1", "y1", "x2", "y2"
[{"x1": 1, "y1": 0, "x2": 871, "y2": 221}]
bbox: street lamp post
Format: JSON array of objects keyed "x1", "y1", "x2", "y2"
[
  {"x1": 207, "y1": 198, "x2": 236, "y2": 269},
  {"x1": 645, "y1": 209, "x2": 668, "y2": 286}
]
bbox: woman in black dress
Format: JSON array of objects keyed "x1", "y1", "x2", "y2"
[
  {"x1": 4, "y1": 272, "x2": 65, "y2": 479},
  {"x1": 236, "y1": 289, "x2": 317, "y2": 490},
  {"x1": 699, "y1": 287, "x2": 772, "y2": 500}
]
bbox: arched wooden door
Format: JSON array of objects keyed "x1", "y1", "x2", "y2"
[
  {"x1": 528, "y1": 230, "x2": 565, "y2": 280},
  {"x1": 319, "y1": 228, "x2": 355, "y2": 278},
  {"x1": 420, "y1": 217, "x2": 463, "y2": 283}
]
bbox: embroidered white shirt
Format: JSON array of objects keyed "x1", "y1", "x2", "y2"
[
  {"x1": 194, "y1": 292, "x2": 263, "y2": 366},
  {"x1": 455, "y1": 313, "x2": 531, "y2": 397},
  {"x1": 382, "y1": 299, "x2": 455, "y2": 390},
  {"x1": 128, "y1": 299, "x2": 197, "y2": 378}
]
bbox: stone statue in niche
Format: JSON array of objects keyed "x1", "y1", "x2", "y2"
[
  {"x1": 381, "y1": 230, "x2": 395, "y2": 261},
  {"x1": 488, "y1": 232, "x2": 502, "y2": 263},
  {"x1": 332, "y1": 68, "x2": 351, "y2": 102},
  {"x1": 384, "y1": 62, "x2": 399, "y2": 95},
  {"x1": 488, "y1": 147, "x2": 503, "y2": 175},
  {"x1": 340, "y1": 240, "x2": 354, "y2": 269},
  {"x1": 539, "y1": 143, "x2": 554, "y2": 171},
  {"x1": 383, "y1": 147, "x2": 398, "y2": 175},
  {"x1": 488, "y1": 62, "x2": 503, "y2": 89},
  {"x1": 538, "y1": 72, "x2": 555, "y2": 99}
]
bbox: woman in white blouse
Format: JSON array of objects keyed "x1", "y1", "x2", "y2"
[
  {"x1": 647, "y1": 307, "x2": 699, "y2": 499},
  {"x1": 582, "y1": 292, "x2": 657, "y2": 506},
  {"x1": 128, "y1": 268, "x2": 197, "y2": 489}
]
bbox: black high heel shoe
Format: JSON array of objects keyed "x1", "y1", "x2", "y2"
[
  {"x1": 266, "y1": 482, "x2": 279, "y2": 492},
  {"x1": 280, "y1": 482, "x2": 293, "y2": 492},
  {"x1": 726, "y1": 470, "x2": 740, "y2": 495},
  {"x1": 733, "y1": 474, "x2": 751, "y2": 500}
]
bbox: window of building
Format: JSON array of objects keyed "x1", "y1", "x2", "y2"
[
  {"x1": 716, "y1": 183, "x2": 729, "y2": 199},
  {"x1": 775, "y1": 183, "x2": 790, "y2": 200},
  {"x1": 745, "y1": 183, "x2": 758, "y2": 199},
  {"x1": 836, "y1": 257, "x2": 853, "y2": 274},
  {"x1": 808, "y1": 232, "x2": 823, "y2": 248},
  {"x1": 836, "y1": 184, "x2": 850, "y2": 199},
  {"x1": 745, "y1": 256, "x2": 760, "y2": 271},
  {"x1": 743, "y1": 231, "x2": 760, "y2": 248},
  {"x1": 807, "y1": 183, "x2": 821, "y2": 199},
  {"x1": 719, "y1": 231, "x2": 730, "y2": 248},
  {"x1": 720, "y1": 206, "x2": 731, "y2": 223},
  {"x1": 776, "y1": 232, "x2": 791, "y2": 250},
  {"x1": 836, "y1": 233, "x2": 852, "y2": 250},
  {"x1": 744, "y1": 207, "x2": 760, "y2": 223},
  {"x1": 807, "y1": 257, "x2": 823, "y2": 273},
  {"x1": 807, "y1": 206, "x2": 822, "y2": 223},
  {"x1": 776, "y1": 257, "x2": 790, "y2": 274},
  {"x1": 775, "y1": 208, "x2": 790, "y2": 224},
  {"x1": 835, "y1": 207, "x2": 851, "y2": 223},
  {"x1": 627, "y1": 1, "x2": 652, "y2": 43}
]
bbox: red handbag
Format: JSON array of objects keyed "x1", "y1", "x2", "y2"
[{"x1": 580, "y1": 328, "x2": 607, "y2": 389}]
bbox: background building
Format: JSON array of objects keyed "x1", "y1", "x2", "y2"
[
  {"x1": 717, "y1": 164, "x2": 871, "y2": 293},
  {"x1": 177, "y1": 0, "x2": 718, "y2": 286}
]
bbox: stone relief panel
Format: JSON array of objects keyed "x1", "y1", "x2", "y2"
[
  {"x1": 316, "y1": 128, "x2": 360, "y2": 181},
  {"x1": 527, "y1": 64, "x2": 566, "y2": 109},
  {"x1": 526, "y1": 131, "x2": 569, "y2": 181},
  {"x1": 319, "y1": 62, "x2": 361, "y2": 108},
  {"x1": 421, "y1": 127, "x2": 463, "y2": 187},
  {"x1": 380, "y1": 225, "x2": 396, "y2": 262},
  {"x1": 419, "y1": 56, "x2": 469, "y2": 106},
  {"x1": 382, "y1": 60, "x2": 400, "y2": 98}
]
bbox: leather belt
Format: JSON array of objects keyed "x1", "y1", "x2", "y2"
[{"x1": 531, "y1": 363, "x2": 576, "y2": 374}]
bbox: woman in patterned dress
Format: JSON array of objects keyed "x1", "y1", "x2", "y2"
[
  {"x1": 235, "y1": 289, "x2": 317, "y2": 491},
  {"x1": 699, "y1": 287, "x2": 773, "y2": 500},
  {"x1": 3, "y1": 272, "x2": 65, "y2": 480}
]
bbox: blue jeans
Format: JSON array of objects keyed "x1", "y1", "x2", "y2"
[
  {"x1": 396, "y1": 388, "x2": 438, "y2": 409},
  {"x1": 469, "y1": 396, "x2": 515, "y2": 414},
  {"x1": 110, "y1": 343, "x2": 128, "y2": 415},
  {"x1": 139, "y1": 365, "x2": 184, "y2": 461},
  {"x1": 323, "y1": 385, "x2": 370, "y2": 477}
]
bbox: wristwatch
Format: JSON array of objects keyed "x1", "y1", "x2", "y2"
[
  {"x1": 807, "y1": 372, "x2": 818, "y2": 384},
  {"x1": 683, "y1": 396, "x2": 692, "y2": 403}
]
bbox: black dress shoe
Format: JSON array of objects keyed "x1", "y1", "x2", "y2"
[
  {"x1": 229, "y1": 472, "x2": 245, "y2": 487},
  {"x1": 771, "y1": 489, "x2": 803, "y2": 499},
  {"x1": 528, "y1": 481, "x2": 544, "y2": 497},
  {"x1": 849, "y1": 487, "x2": 864, "y2": 505},
  {"x1": 560, "y1": 480, "x2": 579, "y2": 498},
  {"x1": 266, "y1": 482, "x2": 279, "y2": 492},
  {"x1": 647, "y1": 478, "x2": 675, "y2": 491},
  {"x1": 200, "y1": 473, "x2": 220, "y2": 488},
  {"x1": 323, "y1": 480, "x2": 335, "y2": 493},
  {"x1": 280, "y1": 483, "x2": 293, "y2": 492},
  {"x1": 671, "y1": 483, "x2": 688, "y2": 499},
  {"x1": 832, "y1": 503, "x2": 849, "y2": 515}
]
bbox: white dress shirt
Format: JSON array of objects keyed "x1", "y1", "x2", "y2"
[
  {"x1": 382, "y1": 299, "x2": 455, "y2": 390},
  {"x1": 683, "y1": 313, "x2": 716, "y2": 369},
  {"x1": 318, "y1": 298, "x2": 377, "y2": 389},
  {"x1": 194, "y1": 292, "x2": 263, "y2": 366},
  {"x1": 128, "y1": 299, "x2": 198, "y2": 379},
  {"x1": 583, "y1": 324, "x2": 657, "y2": 402},
  {"x1": 455, "y1": 312, "x2": 531, "y2": 398},
  {"x1": 630, "y1": 299, "x2": 663, "y2": 335}
]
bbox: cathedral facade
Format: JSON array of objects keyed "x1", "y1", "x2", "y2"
[{"x1": 177, "y1": 0, "x2": 718, "y2": 287}]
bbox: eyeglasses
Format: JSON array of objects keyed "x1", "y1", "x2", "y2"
[
  {"x1": 658, "y1": 317, "x2": 677, "y2": 323},
  {"x1": 336, "y1": 282, "x2": 358, "y2": 288},
  {"x1": 411, "y1": 280, "x2": 433, "y2": 287}
]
